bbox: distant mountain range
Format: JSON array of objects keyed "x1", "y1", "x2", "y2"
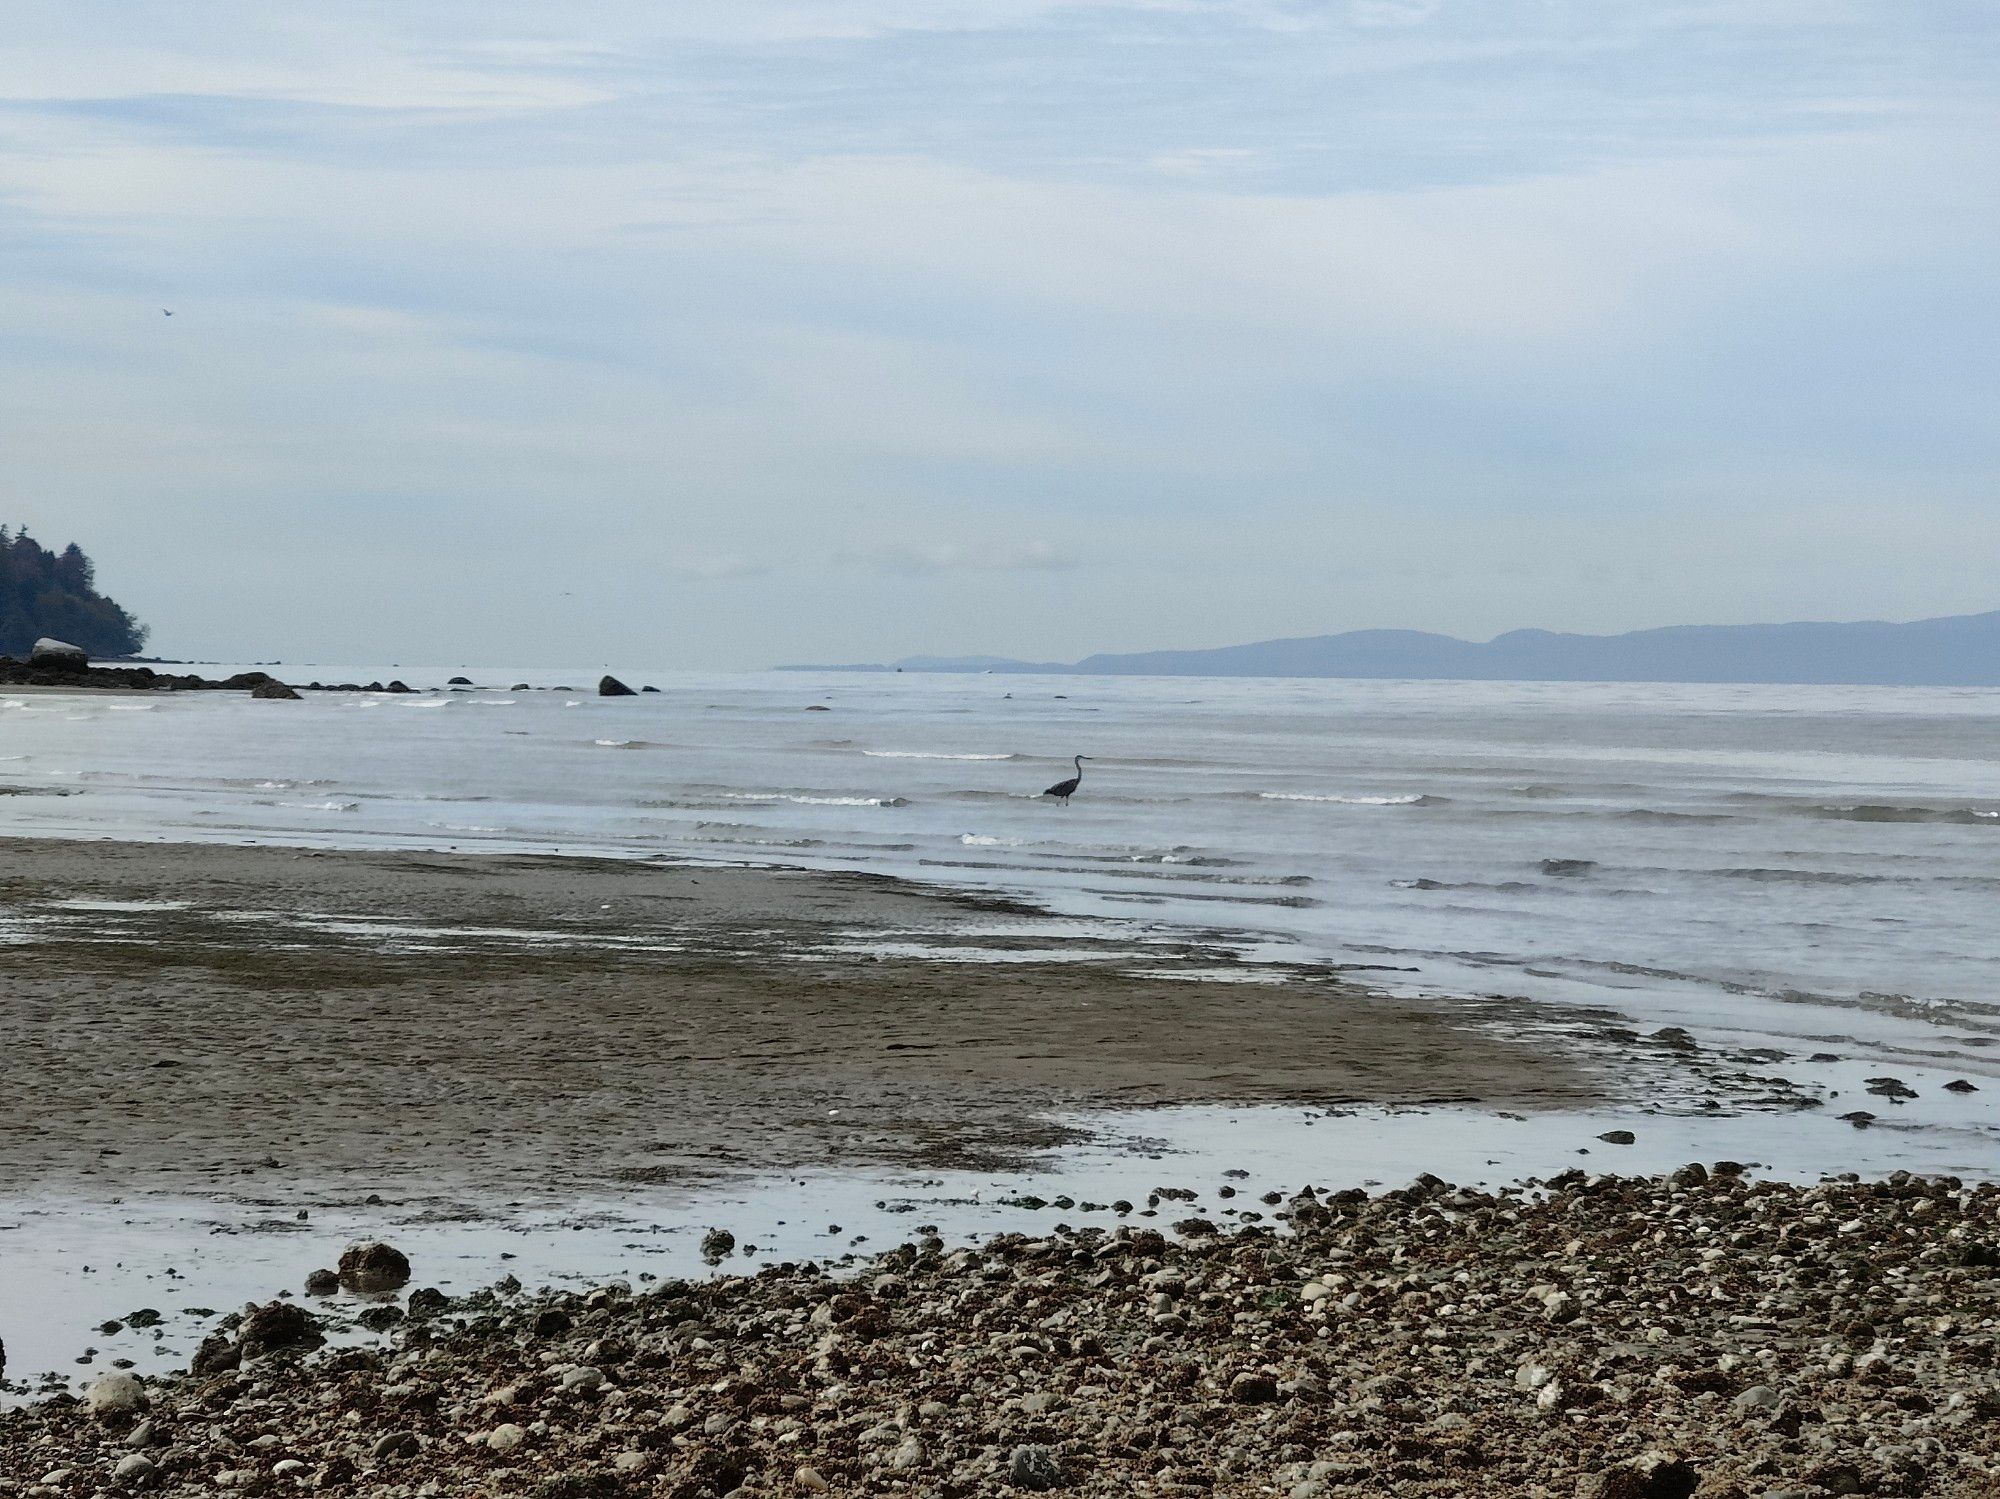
[{"x1": 781, "y1": 609, "x2": 2000, "y2": 687}]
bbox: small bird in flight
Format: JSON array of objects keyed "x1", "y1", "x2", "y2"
[{"x1": 161, "y1": 309, "x2": 174, "y2": 317}]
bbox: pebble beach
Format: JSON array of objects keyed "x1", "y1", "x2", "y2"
[{"x1": 6, "y1": 1167, "x2": 1999, "y2": 1497}]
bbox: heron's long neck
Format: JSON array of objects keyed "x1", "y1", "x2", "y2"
[{"x1": 1074, "y1": 756, "x2": 1084, "y2": 774}]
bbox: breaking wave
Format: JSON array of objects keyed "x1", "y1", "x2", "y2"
[
  {"x1": 1710, "y1": 867, "x2": 1898, "y2": 886},
  {"x1": 1730, "y1": 793, "x2": 2000, "y2": 826},
  {"x1": 722, "y1": 793, "x2": 910, "y2": 808},
  {"x1": 863, "y1": 750, "x2": 1016, "y2": 760},
  {"x1": 1806, "y1": 804, "x2": 2000, "y2": 826},
  {"x1": 1392, "y1": 878, "x2": 1539, "y2": 893},
  {"x1": 1257, "y1": 792, "x2": 1444, "y2": 806}
]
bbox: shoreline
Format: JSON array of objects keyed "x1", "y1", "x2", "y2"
[
  {"x1": 3, "y1": 832, "x2": 1994, "y2": 1420},
  {"x1": 0, "y1": 828, "x2": 1995, "y2": 1432},
  {"x1": 4, "y1": 1168, "x2": 1997, "y2": 1495}
]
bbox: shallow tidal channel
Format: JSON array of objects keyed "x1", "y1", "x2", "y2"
[{"x1": 6, "y1": 1080, "x2": 1997, "y2": 1400}]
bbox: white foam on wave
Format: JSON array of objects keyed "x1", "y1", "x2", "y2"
[
  {"x1": 52, "y1": 897, "x2": 191, "y2": 913},
  {"x1": 402, "y1": 698, "x2": 450, "y2": 709},
  {"x1": 107, "y1": 704, "x2": 157, "y2": 712},
  {"x1": 960, "y1": 833, "x2": 1024, "y2": 846},
  {"x1": 1259, "y1": 792, "x2": 1424, "y2": 805},
  {"x1": 594, "y1": 739, "x2": 648, "y2": 749},
  {"x1": 282, "y1": 800, "x2": 359, "y2": 812},
  {"x1": 723, "y1": 793, "x2": 907, "y2": 807},
  {"x1": 473, "y1": 699, "x2": 517, "y2": 707},
  {"x1": 863, "y1": 750, "x2": 1014, "y2": 760}
]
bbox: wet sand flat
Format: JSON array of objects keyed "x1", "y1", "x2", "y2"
[{"x1": 0, "y1": 837, "x2": 1594, "y2": 1200}]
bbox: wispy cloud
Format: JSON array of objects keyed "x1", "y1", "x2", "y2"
[
  {"x1": 848, "y1": 541, "x2": 1077, "y2": 576},
  {"x1": 668, "y1": 554, "x2": 771, "y2": 580}
]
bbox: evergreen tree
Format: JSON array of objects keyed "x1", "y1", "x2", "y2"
[{"x1": 0, "y1": 531, "x2": 149, "y2": 658}]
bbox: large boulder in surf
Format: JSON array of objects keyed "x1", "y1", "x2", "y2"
[
  {"x1": 29, "y1": 638, "x2": 87, "y2": 669},
  {"x1": 598, "y1": 675, "x2": 636, "y2": 697},
  {"x1": 249, "y1": 680, "x2": 302, "y2": 700}
]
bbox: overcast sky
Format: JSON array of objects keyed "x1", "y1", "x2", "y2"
[{"x1": 3, "y1": 2, "x2": 1996, "y2": 667}]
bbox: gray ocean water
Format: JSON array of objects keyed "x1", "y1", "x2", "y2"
[{"x1": 6, "y1": 667, "x2": 1999, "y2": 1070}]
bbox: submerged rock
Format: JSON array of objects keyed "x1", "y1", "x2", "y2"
[
  {"x1": 249, "y1": 680, "x2": 302, "y2": 700},
  {"x1": 338, "y1": 1241, "x2": 411, "y2": 1291},
  {"x1": 700, "y1": 1228, "x2": 736, "y2": 1262}
]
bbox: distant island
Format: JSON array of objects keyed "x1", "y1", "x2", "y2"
[
  {"x1": 782, "y1": 608, "x2": 2000, "y2": 687},
  {"x1": 0, "y1": 529, "x2": 148, "y2": 658}
]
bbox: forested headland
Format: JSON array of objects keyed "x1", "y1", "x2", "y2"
[{"x1": 0, "y1": 529, "x2": 149, "y2": 658}]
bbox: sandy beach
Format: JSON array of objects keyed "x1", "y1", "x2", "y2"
[
  {"x1": 0, "y1": 836, "x2": 1602, "y2": 1202},
  {"x1": 0, "y1": 834, "x2": 1989, "y2": 1495}
]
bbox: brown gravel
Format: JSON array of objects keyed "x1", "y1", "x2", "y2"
[{"x1": 5, "y1": 1167, "x2": 1999, "y2": 1497}]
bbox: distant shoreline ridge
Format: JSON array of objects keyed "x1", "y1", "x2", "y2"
[{"x1": 780, "y1": 608, "x2": 2000, "y2": 687}]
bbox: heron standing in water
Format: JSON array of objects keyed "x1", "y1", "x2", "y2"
[{"x1": 1042, "y1": 755, "x2": 1089, "y2": 804}]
